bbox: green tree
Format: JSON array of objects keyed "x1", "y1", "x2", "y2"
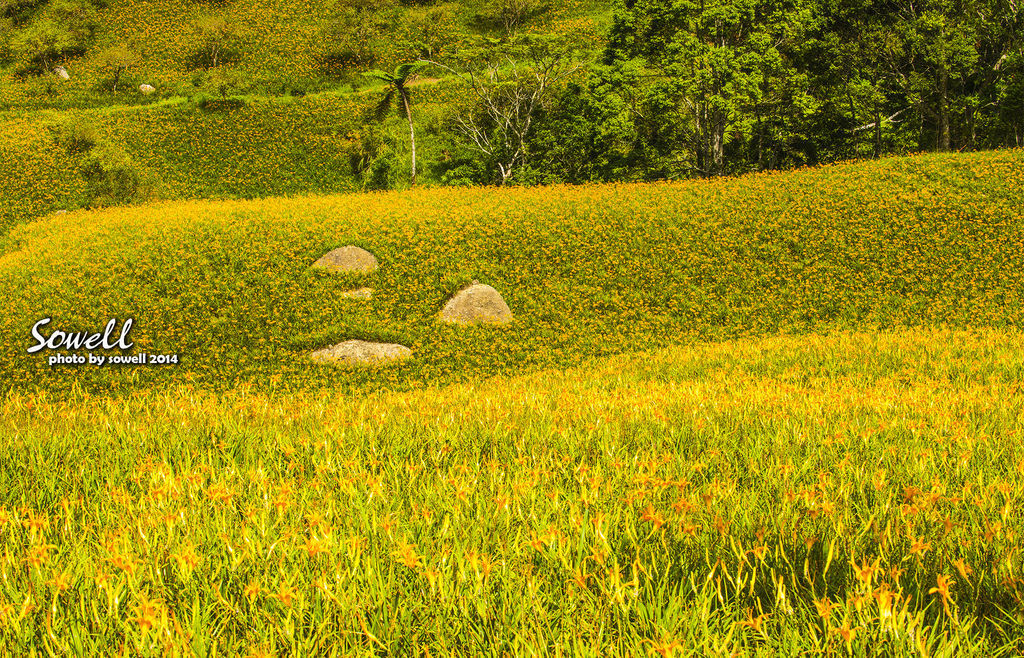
[
  {"x1": 366, "y1": 61, "x2": 426, "y2": 185},
  {"x1": 10, "y1": 0, "x2": 98, "y2": 76},
  {"x1": 477, "y1": 0, "x2": 550, "y2": 38},
  {"x1": 524, "y1": 66, "x2": 642, "y2": 183},
  {"x1": 429, "y1": 35, "x2": 581, "y2": 185},
  {"x1": 192, "y1": 14, "x2": 239, "y2": 68},
  {"x1": 94, "y1": 42, "x2": 140, "y2": 93}
]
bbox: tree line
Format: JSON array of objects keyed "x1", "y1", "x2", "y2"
[
  {"x1": 433, "y1": 0, "x2": 1023, "y2": 186},
  {"x1": 3, "y1": 0, "x2": 1021, "y2": 188}
]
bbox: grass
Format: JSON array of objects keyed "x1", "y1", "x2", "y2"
[
  {"x1": 1, "y1": 148, "x2": 1022, "y2": 398},
  {"x1": 2, "y1": 327, "x2": 1024, "y2": 654}
]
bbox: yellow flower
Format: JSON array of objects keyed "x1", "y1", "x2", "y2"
[
  {"x1": 274, "y1": 583, "x2": 299, "y2": 607},
  {"x1": 173, "y1": 542, "x2": 201, "y2": 573},
  {"x1": 25, "y1": 543, "x2": 56, "y2": 569},
  {"x1": 392, "y1": 540, "x2": 423, "y2": 569},
  {"x1": 131, "y1": 592, "x2": 162, "y2": 635}
]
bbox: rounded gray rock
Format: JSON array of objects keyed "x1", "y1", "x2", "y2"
[
  {"x1": 312, "y1": 246, "x2": 378, "y2": 273},
  {"x1": 310, "y1": 340, "x2": 411, "y2": 366},
  {"x1": 140, "y1": 84, "x2": 156, "y2": 95},
  {"x1": 439, "y1": 283, "x2": 512, "y2": 326}
]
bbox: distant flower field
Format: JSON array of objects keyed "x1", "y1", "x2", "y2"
[
  {"x1": 1, "y1": 328, "x2": 1023, "y2": 654},
  {"x1": 1, "y1": 149, "x2": 1022, "y2": 397}
]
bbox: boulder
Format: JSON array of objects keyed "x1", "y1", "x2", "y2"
[
  {"x1": 140, "y1": 84, "x2": 156, "y2": 95},
  {"x1": 310, "y1": 340, "x2": 411, "y2": 366},
  {"x1": 439, "y1": 281, "x2": 512, "y2": 326},
  {"x1": 53, "y1": 66, "x2": 69, "y2": 80},
  {"x1": 339, "y1": 287, "x2": 373, "y2": 300},
  {"x1": 312, "y1": 246, "x2": 378, "y2": 274}
]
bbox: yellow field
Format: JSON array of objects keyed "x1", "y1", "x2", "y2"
[
  {"x1": 2, "y1": 149, "x2": 1023, "y2": 654},
  {"x1": 2, "y1": 328, "x2": 1024, "y2": 654}
]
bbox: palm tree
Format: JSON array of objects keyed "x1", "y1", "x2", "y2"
[{"x1": 365, "y1": 61, "x2": 425, "y2": 186}]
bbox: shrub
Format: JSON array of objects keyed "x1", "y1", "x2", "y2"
[
  {"x1": 473, "y1": 0, "x2": 550, "y2": 37},
  {"x1": 196, "y1": 95, "x2": 246, "y2": 111},
  {"x1": 10, "y1": 0, "x2": 99, "y2": 76},
  {"x1": 319, "y1": 7, "x2": 387, "y2": 76},
  {"x1": 51, "y1": 114, "x2": 100, "y2": 153},
  {"x1": 92, "y1": 42, "x2": 141, "y2": 93},
  {"x1": 79, "y1": 142, "x2": 159, "y2": 207},
  {"x1": 2, "y1": 0, "x2": 51, "y2": 25},
  {"x1": 194, "y1": 66, "x2": 245, "y2": 99}
]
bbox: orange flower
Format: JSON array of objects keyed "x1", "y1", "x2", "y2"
[
  {"x1": 929, "y1": 574, "x2": 955, "y2": 614},
  {"x1": 243, "y1": 579, "x2": 261, "y2": 602},
  {"x1": 640, "y1": 504, "x2": 665, "y2": 529},
  {"x1": 274, "y1": 583, "x2": 299, "y2": 607},
  {"x1": 646, "y1": 635, "x2": 684, "y2": 657},
  {"x1": 303, "y1": 535, "x2": 327, "y2": 559},
  {"x1": 908, "y1": 536, "x2": 931, "y2": 556},
  {"x1": 47, "y1": 570, "x2": 72, "y2": 592},
  {"x1": 739, "y1": 608, "x2": 770, "y2": 633},
  {"x1": 850, "y1": 557, "x2": 879, "y2": 587},
  {"x1": 832, "y1": 617, "x2": 858, "y2": 645},
  {"x1": 392, "y1": 540, "x2": 423, "y2": 569},
  {"x1": 952, "y1": 557, "x2": 973, "y2": 581}
]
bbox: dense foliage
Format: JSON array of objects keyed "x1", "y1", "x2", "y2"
[{"x1": 582, "y1": 0, "x2": 1024, "y2": 178}]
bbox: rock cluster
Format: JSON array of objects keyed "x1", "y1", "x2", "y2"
[{"x1": 308, "y1": 246, "x2": 513, "y2": 366}]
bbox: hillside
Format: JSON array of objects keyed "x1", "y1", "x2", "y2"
[
  {"x1": 0, "y1": 92, "x2": 378, "y2": 232},
  {"x1": 3, "y1": 148, "x2": 1022, "y2": 397},
  {"x1": 0, "y1": 0, "x2": 607, "y2": 107},
  {"x1": 3, "y1": 2, "x2": 1024, "y2": 653},
  {"x1": 1, "y1": 0, "x2": 1019, "y2": 231}
]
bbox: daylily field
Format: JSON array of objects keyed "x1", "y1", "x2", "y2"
[{"x1": 2, "y1": 149, "x2": 1024, "y2": 654}]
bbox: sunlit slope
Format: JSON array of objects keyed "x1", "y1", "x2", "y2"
[{"x1": 1, "y1": 149, "x2": 1022, "y2": 395}]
